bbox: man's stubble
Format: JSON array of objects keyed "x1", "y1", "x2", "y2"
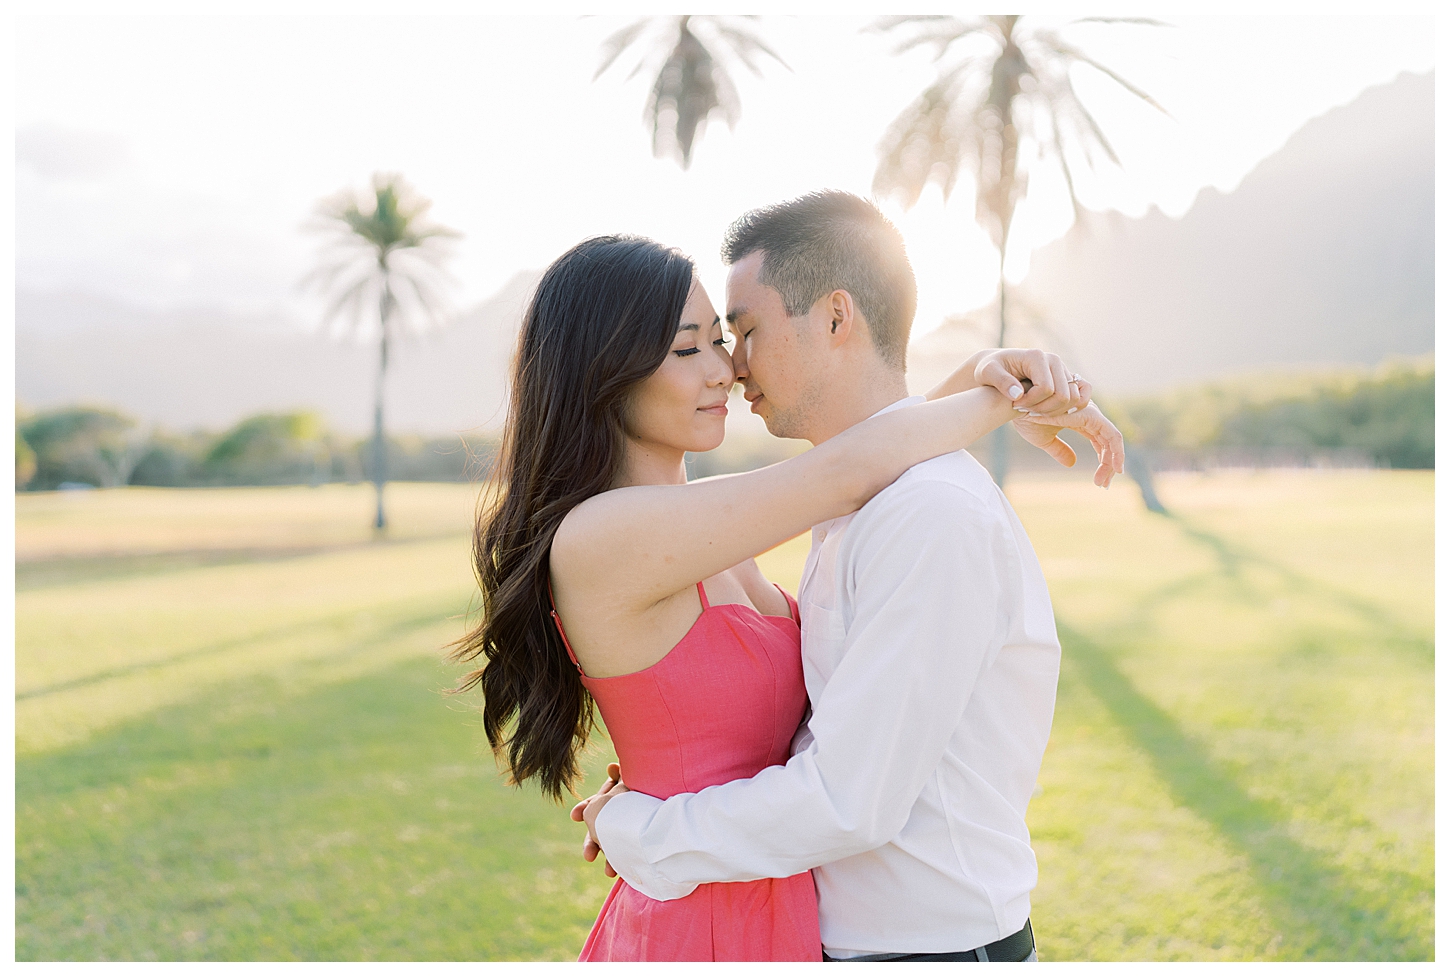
[{"x1": 759, "y1": 369, "x2": 829, "y2": 445}]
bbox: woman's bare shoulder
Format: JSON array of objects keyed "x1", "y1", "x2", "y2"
[{"x1": 549, "y1": 490, "x2": 624, "y2": 576}]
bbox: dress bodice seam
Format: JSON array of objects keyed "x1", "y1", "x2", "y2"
[{"x1": 578, "y1": 595, "x2": 799, "y2": 684}]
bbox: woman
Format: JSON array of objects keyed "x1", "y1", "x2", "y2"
[{"x1": 450, "y1": 235, "x2": 1119, "y2": 961}]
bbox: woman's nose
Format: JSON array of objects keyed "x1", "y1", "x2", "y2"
[{"x1": 709, "y1": 347, "x2": 734, "y2": 387}]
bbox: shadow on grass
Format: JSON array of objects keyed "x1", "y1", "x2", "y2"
[
  {"x1": 1060, "y1": 623, "x2": 1430, "y2": 960},
  {"x1": 1166, "y1": 514, "x2": 1430, "y2": 662},
  {"x1": 16, "y1": 531, "x2": 470, "y2": 593},
  {"x1": 18, "y1": 599, "x2": 467, "y2": 704},
  {"x1": 16, "y1": 651, "x2": 609, "y2": 961}
]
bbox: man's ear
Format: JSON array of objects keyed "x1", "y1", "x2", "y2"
[{"x1": 825, "y1": 289, "x2": 855, "y2": 347}]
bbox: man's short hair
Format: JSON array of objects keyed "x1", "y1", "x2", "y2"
[{"x1": 721, "y1": 190, "x2": 917, "y2": 370}]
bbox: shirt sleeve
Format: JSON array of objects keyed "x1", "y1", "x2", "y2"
[{"x1": 593, "y1": 478, "x2": 1009, "y2": 901}]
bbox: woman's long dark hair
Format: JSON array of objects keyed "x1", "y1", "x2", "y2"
[{"x1": 449, "y1": 235, "x2": 695, "y2": 800}]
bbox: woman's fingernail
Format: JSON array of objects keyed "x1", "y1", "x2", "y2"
[
  {"x1": 1015, "y1": 407, "x2": 1032, "y2": 413},
  {"x1": 1009, "y1": 385, "x2": 1024, "y2": 399},
  {"x1": 1028, "y1": 412, "x2": 1043, "y2": 417},
  {"x1": 1067, "y1": 407, "x2": 1078, "y2": 414}
]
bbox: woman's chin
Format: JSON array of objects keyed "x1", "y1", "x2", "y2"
[
  {"x1": 687, "y1": 429, "x2": 728, "y2": 454},
  {"x1": 686, "y1": 416, "x2": 727, "y2": 453}
]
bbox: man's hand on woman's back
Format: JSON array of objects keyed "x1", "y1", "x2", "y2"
[{"x1": 572, "y1": 762, "x2": 630, "y2": 877}]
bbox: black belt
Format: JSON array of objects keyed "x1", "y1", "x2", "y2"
[{"x1": 824, "y1": 919, "x2": 1035, "y2": 962}]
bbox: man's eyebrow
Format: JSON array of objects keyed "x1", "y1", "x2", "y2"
[{"x1": 725, "y1": 306, "x2": 748, "y2": 325}]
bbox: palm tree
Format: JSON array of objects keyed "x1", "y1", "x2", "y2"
[
  {"x1": 305, "y1": 173, "x2": 459, "y2": 530},
  {"x1": 871, "y1": 15, "x2": 1166, "y2": 486},
  {"x1": 594, "y1": 15, "x2": 788, "y2": 169}
]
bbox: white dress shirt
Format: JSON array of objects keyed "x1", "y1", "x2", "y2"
[{"x1": 594, "y1": 396, "x2": 1062, "y2": 956}]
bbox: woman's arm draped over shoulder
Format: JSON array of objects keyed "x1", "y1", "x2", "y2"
[
  {"x1": 925, "y1": 347, "x2": 1090, "y2": 416},
  {"x1": 551, "y1": 387, "x2": 1017, "y2": 613}
]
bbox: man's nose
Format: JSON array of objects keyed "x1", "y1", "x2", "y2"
[{"x1": 731, "y1": 342, "x2": 750, "y2": 383}]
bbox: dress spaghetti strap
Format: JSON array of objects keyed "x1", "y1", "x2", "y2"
[
  {"x1": 550, "y1": 580, "x2": 713, "y2": 677},
  {"x1": 546, "y1": 579, "x2": 584, "y2": 675}
]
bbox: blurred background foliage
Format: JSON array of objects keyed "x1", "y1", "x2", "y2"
[
  {"x1": 15, "y1": 354, "x2": 1433, "y2": 495},
  {"x1": 1107, "y1": 357, "x2": 1432, "y2": 470},
  {"x1": 16, "y1": 404, "x2": 499, "y2": 492}
]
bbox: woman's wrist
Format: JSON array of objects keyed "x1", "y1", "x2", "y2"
[{"x1": 926, "y1": 349, "x2": 988, "y2": 401}]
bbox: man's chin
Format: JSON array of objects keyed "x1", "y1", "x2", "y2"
[{"x1": 761, "y1": 414, "x2": 797, "y2": 440}]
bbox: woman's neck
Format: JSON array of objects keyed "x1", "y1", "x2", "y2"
[{"x1": 615, "y1": 437, "x2": 688, "y2": 489}]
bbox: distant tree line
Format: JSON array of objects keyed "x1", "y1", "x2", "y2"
[
  {"x1": 15, "y1": 405, "x2": 499, "y2": 491},
  {"x1": 1107, "y1": 359, "x2": 1433, "y2": 470},
  {"x1": 14, "y1": 360, "x2": 1430, "y2": 491}
]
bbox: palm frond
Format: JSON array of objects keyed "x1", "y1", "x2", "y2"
[
  {"x1": 1050, "y1": 70, "x2": 1123, "y2": 169},
  {"x1": 710, "y1": 20, "x2": 790, "y2": 77},
  {"x1": 865, "y1": 14, "x2": 959, "y2": 33},
  {"x1": 645, "y1": 22, "x2": 722, "y2": 168},
  {"x1": 1044, "y1": 100, "x2": 1085, "y2": 221},
  {"x1": 1069, "y1": 17, "x2": 1172, "y2": 28},
  {"x1": 594, "y1": 17, "x2": 653, "y2": 80},
  {"x1": 304, "y1": 173, "x2": 459, "y2": 339},
  {"x1": 1041, "y1": 35, "x2": 1170, "y2": 115},
  {"x1": 596, "y1": 14, "x2": 788, "y2": 169},
  {"x1": 318, "y1": 272, "x2": 375, "y2": 336},
  {"x1": 873, "y1": 11, "x2": 1167, "y2": 249},
  {"x1": 871, "y1": 14, "x2": 985, "y2": 60},
  {"x1": 872, "y1": 73, "x2": 979, "y2": 207}
]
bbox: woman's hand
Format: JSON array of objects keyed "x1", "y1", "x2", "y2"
[
  {"x1": 570, "y1": 762, "x2": 630, "y2": 877},
  {"x1": 928, "y1": 348, "x2": 1092, "y2": 417},
  {"x1": 1012, "y1": 402, "x2": 1126, "y2": 487}
]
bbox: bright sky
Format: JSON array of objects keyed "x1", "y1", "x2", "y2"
[{"x1": 13, "y1": 11, "x2": 1436, "y2": 338}]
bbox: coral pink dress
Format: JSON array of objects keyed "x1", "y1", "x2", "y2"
[{"x1": 551, "y1": 581, "x2": 820, "y2": 962}]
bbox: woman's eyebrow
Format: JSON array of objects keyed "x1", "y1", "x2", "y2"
[{"x1": 676, "y1": 322, "x2": 701, "y2": 332}]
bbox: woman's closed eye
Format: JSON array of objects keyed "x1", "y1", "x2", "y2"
[{"x1": 674, "y1": 338, "x2": 731, "y2": 357}]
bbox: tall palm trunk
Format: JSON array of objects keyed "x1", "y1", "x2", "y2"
[
  {"x1": 372, "y1": 276, "x2": 393, "y2": 530},
  {"x1": 988, "y1": 56, "x2": 1019, "y2": 490},
  {"x1": 980, "y1": 31, "x2": 1026, "y2": 489},
  {"x1": 990, "y1": 257, "x2": 1011, "y2": 488}
]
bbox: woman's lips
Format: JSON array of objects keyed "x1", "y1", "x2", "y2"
[{"x1": 698, "y1": 403, "x2": 728, "y2": 416}]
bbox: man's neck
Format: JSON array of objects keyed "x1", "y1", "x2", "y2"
[{"x1": 807, "y1": 372, "x2": 911, "y2": 446}]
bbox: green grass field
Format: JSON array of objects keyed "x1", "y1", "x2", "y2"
[{"x1": 15, "y1": 471, "x2": 1433, "y2": 960}]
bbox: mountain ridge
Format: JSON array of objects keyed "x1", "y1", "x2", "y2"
[
  {"x1": 19, "y1": 73, "x2": 1433, "y2": 429},
  {"x1": 908, "y1": 70, "x2": 1433, "y2": 397}
]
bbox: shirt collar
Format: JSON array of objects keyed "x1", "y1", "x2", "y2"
[
  {"x1": 867, "y1": 395, "x2": 926, "y2": 420},
  {"x1": 809, "y1": 396, "x2": 927, "y2": 543}
]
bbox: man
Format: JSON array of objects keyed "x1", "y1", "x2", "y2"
[{"x1": 577, "y1": 190, "x2": 1118, "y2": 961}]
